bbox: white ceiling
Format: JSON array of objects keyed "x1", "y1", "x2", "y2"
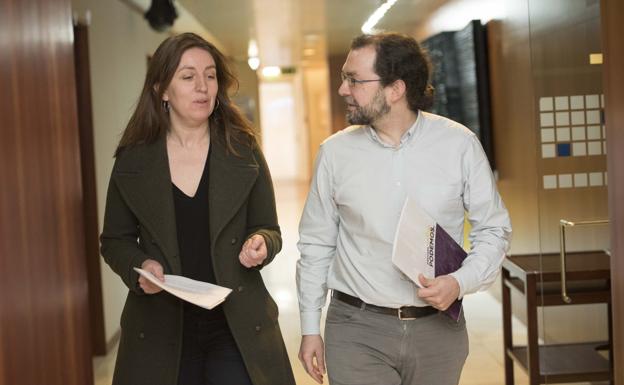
[{"x1": 178, "y1": 0, "x2": 451, "y2": 66}]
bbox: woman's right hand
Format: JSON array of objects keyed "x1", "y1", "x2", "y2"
[{"x1": 138, "y1": 259, "x2": 165, "y2": 294}]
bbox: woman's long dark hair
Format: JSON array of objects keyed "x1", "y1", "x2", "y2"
[{"x1": 115, "y1": 32, "x2": 256, "y2": 156}]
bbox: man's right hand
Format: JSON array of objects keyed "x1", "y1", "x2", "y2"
[
  {"x1": 138, "y1": 259, "x2": 164, "y2": 294},
  {"x1": 298, "y1": 334, "x2": 326, "y2": 384}
]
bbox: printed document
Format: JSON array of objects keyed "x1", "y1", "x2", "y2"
[
  {"x1": 134, "y1": 268, "x2": 232, "y2": 309},
  {"x1": 391, "y1": 197, "x2": 467, "y2": 320}
]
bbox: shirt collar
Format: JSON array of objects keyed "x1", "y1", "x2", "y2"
[{"x1": 366, "y1": 111, "x2": 420, "y2": 149}]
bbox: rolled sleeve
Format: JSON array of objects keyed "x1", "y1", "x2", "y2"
[{"x1": 452, "y1": 136, "x2": 512, "y2": 297}]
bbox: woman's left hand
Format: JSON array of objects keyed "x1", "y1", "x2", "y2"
[{"x1": 239, "y1": 234, "x2": 268, "y2": 268}]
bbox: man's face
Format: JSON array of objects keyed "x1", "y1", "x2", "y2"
[{"x1": 339, "y1": 45, "x2": 390, "y2": 126}]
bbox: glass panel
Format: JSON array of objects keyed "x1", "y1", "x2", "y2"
[{"x1": 528, "y1": 0, "x2": 611, "y2": 383}]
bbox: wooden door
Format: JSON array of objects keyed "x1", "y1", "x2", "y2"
[{"x1": 0, "y1": 0, "x2": 93, "y2": 384}]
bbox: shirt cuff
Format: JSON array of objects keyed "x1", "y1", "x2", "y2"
[
  {"x1": 300, "y1": 310, "x2": 322, "y2": 335},
  {"x1": 448, "y1": 271, "x2": 467, "y2": 299}
]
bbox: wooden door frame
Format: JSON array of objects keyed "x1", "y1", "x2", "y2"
[
  {"x1": 601, "y1": 0, "x2": 624, "y2": 383},
  {"x1": 73, "y1": 22, "x2": 106, "y2": 356}
]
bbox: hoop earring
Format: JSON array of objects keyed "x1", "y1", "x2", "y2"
[
  {"x1": 214, "y1": 98, "x2": 220, "y2": 111},
  {"x1": 162, "y1": 100, "x2": 170, "y2": 113}
]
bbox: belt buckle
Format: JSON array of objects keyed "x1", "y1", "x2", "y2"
[{"x1": 398, "y1": 307, "x2": 416, "y2": 321}]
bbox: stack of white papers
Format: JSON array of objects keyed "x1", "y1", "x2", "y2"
[{"x1": 134, "y1": 268, "x2": 232, "y2": 309}]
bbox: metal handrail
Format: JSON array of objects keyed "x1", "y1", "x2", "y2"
[{"x1": 558, "y1": 219, "x2": 609, "y2": 303}]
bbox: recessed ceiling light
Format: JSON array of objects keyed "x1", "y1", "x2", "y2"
[
  {"x1": 261, "y1": 66, "x2": 281, "y2": 77},
  {"x1": 361, "y1": 0, "x2": 399, "y2": 34},
  {"x1": 247, "y1": 39, "x2": 259, "y2": 57},
  {"x1": 304, "y1": 33, "x2": 319, "y2": 42},
  {"x1": 248, "y1": 57, "x2": 260, "y2": 70}
]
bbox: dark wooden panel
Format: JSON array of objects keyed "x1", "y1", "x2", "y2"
[
  {"x1": 74, "y1": 23, "x2": 106, "y2": 357},
  {"x1": 601, "y1": 0, "x2": 624, "y2": 382},
  {"x1": 0, "y1": 0, "x2": 92, "y2": 384}
]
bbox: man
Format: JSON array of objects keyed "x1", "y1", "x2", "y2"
[{"x1": 296, "y1": 33, "x2": 512, "y2": 385}]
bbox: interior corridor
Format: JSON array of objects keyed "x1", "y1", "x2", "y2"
[{"x1": 93, "y1": 180, "x2": 600, "y2": 385}]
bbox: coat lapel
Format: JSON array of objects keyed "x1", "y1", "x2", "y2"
[
  {"x1": 112, "y1": 132, "x2": 259, "y2": 274},
  {"x1": 113, "y1": 137, "x2": 181, "y2": 273},
  {"x1": 209, "y1": 136, "x2": 259, "y2": 245}
]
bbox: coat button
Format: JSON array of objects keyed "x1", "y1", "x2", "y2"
[
  {"x1": 255, "y1": 325, "x2": 261, "y2": 332},
  {"x1": 231, "y1": 237, "x2": 237, "y2": 245},
  {"x1": 237, "y1": 286, "x2": 244, "y2": 292},
  {"x1": 139, "y1": 332, "x2": 145, "y2": 339}
]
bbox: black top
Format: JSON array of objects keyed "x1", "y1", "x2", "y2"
[{"x1": 172, "y1": 147, "x2": 224, "y2": 319}]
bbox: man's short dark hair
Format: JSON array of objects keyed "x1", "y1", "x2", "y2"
[{"x1": 351, "y1": 33, "x2": 434, "y2": 112}]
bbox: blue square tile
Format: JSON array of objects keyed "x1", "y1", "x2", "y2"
[{"x1": 557, "y1": 143, "x2": 571, "y2": 157}]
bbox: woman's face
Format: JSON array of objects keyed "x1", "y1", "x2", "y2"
[{"x1": 162, "y1": 47, "x2": 218, "y2": 129}]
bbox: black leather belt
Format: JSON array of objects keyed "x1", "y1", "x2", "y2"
[{"x1": 333, "y1": 291, "x2": 438, "y2": 320}]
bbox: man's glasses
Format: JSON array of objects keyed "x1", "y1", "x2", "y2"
[{"x1": 341, "y1": 73, "x2": 382, "y2": 88}]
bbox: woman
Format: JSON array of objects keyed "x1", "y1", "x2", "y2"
[{"x1": 100, "y1": 32, "x2": 296, "y2": 385}]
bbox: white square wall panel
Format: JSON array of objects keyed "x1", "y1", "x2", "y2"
[
  {"x1": 541, "y1": 128, "x2": 555, "y2": 143},
  {"x1": 572, "y1": 126, "x2": 586, "y2": 141},
  {"x1": 542, "y1": 144, "x2": 556, "y2": 158},
  {"x1": 540, "y1": 113, "x2": 554, "y2": 127},
  {"x1": 589, "y1": 172, "x2": 603, "y2": 186},
  {"x1": 543, "y1": 175, "x2": 557, "y2": 189},
  {"x1": 558, "y1": 174, "x2": 573, "y2": 188},
  {"x1": 603, "y1": 141, "x2": 607, "y2": 155},
  {"x1": 587, "y1": 110, "x2": 601, "y2": 125},
  {"x1": 573, "y1": 142, "x2": 587, "y2": 156},
  {"x1": 555, "y1": 96, "x2": 569, "y2": 110},
  {"x1": 574, "y1": 173, "x2": 588, "y2": 187},
  {"x1": 556, "y1": 112, "x2": 570, "y2": 126},
  {"x1": 571, "y1": 111, "x2": 585, "y2": 125},
  {"x1": 539, "y1": 97, "x2": 553, "y2": 111},
  {"x1": 556, "y1": 127, "x2": 570, "y2": 141},
  {"x1": 588, "y1": 141, "x2": 602, "y2": 156},
  {"x1": 586, "y1": 94, "x2": 600, "y2": 109},
  {"x1": 587, "y1": 125, "x2": 601, "y2": 140},
  {"x1": 570, "y1": 95, "x2": 584, "y2": 109}
]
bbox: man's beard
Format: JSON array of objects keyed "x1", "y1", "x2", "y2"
[{"x1": 345, "y1": 89, "x2": 390, "y2": 125}]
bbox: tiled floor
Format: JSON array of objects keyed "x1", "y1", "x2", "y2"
[{"x1": 93, "y1": 181, "x2": 596, "y2": 385}]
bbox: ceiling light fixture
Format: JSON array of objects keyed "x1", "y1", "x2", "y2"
[
  {"x1": 248, "y1": 57, "x2": 260, "y2": 70},
  {"x1": 247, "y1": 39, "x2": 259, "y2": 57},
  {"x1": 261, "y1": 66, "x2": 281, "y2": 77},
  {"x1": 247, "y1": 39, "x2": 260, "y2": 70},
  {"x1": 361, "y1": 0, "x2": 399, "y2": 34}
]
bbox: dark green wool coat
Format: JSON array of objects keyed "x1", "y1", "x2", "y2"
[{"x1": 100, "y1": 132, "x2": 296, "y2": 385}]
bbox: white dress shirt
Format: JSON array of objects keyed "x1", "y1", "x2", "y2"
[{"x1": 296, "y1": 111, "x2": 512, "y2": 335}]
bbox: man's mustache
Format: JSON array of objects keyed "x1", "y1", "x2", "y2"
[{"x1": 344, "y1": 98, "x2": 358, "y2": 107}]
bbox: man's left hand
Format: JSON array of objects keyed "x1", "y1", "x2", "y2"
[
  {"x1": 239, "y1": 234, "x2": 268, "y2": 268},
  {"x1": 417, "y1": 274, "x2": 460, "y2": 311}
]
